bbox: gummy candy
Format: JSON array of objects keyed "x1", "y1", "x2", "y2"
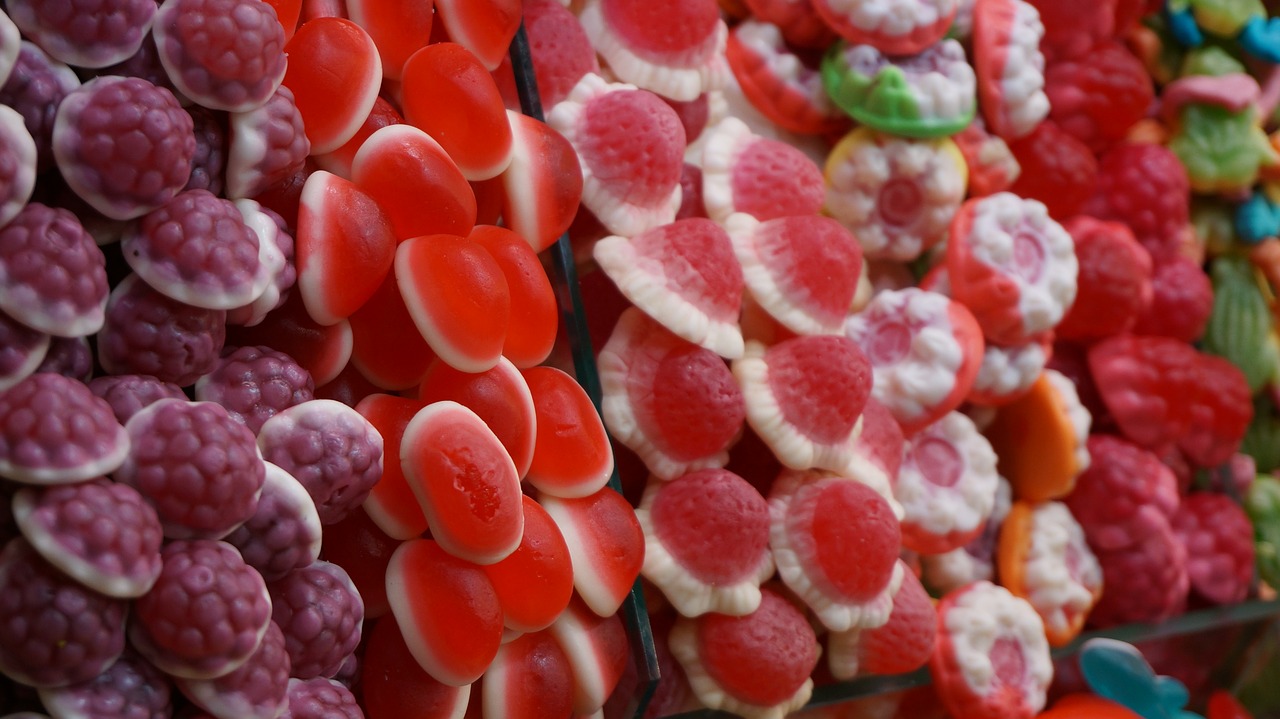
[
  {"x1": 579, "y1": 0, "x2": 727, "y2": 102},
  {"x1": 279, "y1": 17, "x2": 382, "y2": 155},
  {"x1": 482, "y1": 495, "x2": 575, "y2": 633},
  {"x1": 541, "y1": 486, "x2": 645, "y2": 617},
  {"x1": 812, "y1": 0, "x2": 959, "y2": 56}
]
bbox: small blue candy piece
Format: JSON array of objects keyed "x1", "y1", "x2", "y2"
[
  {"x1": 1167, "y1": 1, "x2": 1206, "y2": 47},
  {"x1": 1235, "y1": 191, "x2": 1280, "y2": 244},
  {"x1": 1240, "y1": 15, "x2": 1280, "y2": 62}
]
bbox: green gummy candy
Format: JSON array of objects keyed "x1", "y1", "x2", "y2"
[
  {"x1": 820, "y1": 44, "x2": 973, "y2": 139},
  {"x1": 1180, "y1": 44, "x2": 1248, "y2": 76},
  {"x1": 1170, "y1": 104, "x2": 1276, "y2": 194},
  {"x1": 1204, "y1": 257, "x2": 1278, "y2": 393},
  {"x1": 1192, "y1": 0, "x2": 1265, "y2": 37},
  {"x1": 1245, "y1": 474, "x2": 1280, "y2": 586}
]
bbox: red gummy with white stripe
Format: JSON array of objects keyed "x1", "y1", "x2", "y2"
[{"x1": 540, "y1": 486, "x2": 644, "y2": 618}]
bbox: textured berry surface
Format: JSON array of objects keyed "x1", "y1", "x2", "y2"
[
  {"x1": 268, "y1": 561, "x2": 363, "y2": 679},
  {"x1": 87, "y1": 374, "x2": 188, "y2": 425},
  {"x1": 52, "y1": 75, "x2": 195, "y2": 221},
  {"x1": 130, "y1": 539, "x2": 272, "y2": 680},
  {"x1": 124, "y1": 189, "x2": 266, "y2": 311},
  {"x1": 0, "y1": 309, "x2": 48, "y2": 392},
  {"x1": 97, "y1": 274, "x2": 227, "y2": 387},
  {"x1": 99, "y1": 33, "x2": 176, "y2": 96},
  {"x1": 12, "y1": 478, "x2": 163, "y2": 598},
  {"x1": 257, "y1": 400, "x2": 383, "y2": 525},
  {"x1": 1133, "y1": 255, "x2": 1213, "y2": 342},
  {"x1": 176, "y1": 621, "x2": 290, "y2": 719},
  {"x1": 0, "y1": 537, "x2": 128, "y2": 687},
  {"x1": 0, "y1": 372, "x2": 129, "y2": 485},
  {"x1": 525, "y1": 0, "x2": 599, "y2": 108},
  {"x1": 0, "y1": 42, "x2": 80, "y2": 172},
  {"x1": 184, "y1": 106, "x2": 227, "y2": 195},
  {"x1": 1045, "y1": 41, "x2": 1153, "y2": 153},
  {"x1": 1065, "y1": 434, "x2": 1180, "y2": 553},
  {"x1": 280, "y1": 677, "x2": 362, "y2": 719},
  {"x1": 1022, "y1": 0, "x2": 1116, "y2": 64},
  {"x1": 1007, "y1": 120, "x2": 1098, "y2": 220},
  {"x1": 1171, "y1": 493, "x2": 1255, "y2": 606},
  {"x1": 1088, "y1": 334, "x2": 1200, "y2": 450},
  {"x1": 1180, "y1": 354, "x2": 1252, "y2": 469},
  {"x1": 117, "y1": 398, "x2": 264, "y2": 540},
  {"x1": 195, "y1": 345, "x2": 314, "y2": 434},
  {"x1": 0, "y1": 202, "x2": 108, "y2": 338},
  {"x1": 1088, "y1": 519, "x2": 1188, "y2": 628},
  {"x1": 224, "y1": 461, "x2": 322, "y2": 582},
  {"x1": 5, "y1": 0, "x2": 157, "y2": 69},
  {"x1": 38, "y1": 648, "x2": 173, "y2": 719},
  {"x1": 1055, "y1": 216, "x2": 1152, "y2": 342},
  {"x1": 152, "y1": 0, "x2": 288, "y2": 112},
  {"x1": 35, "y1": 336, "x2": 92, "y2": 382},
  {"x1": 226, "y1": 85, "x2": 310, "y2": 199},
  {"x1": 1082, "y1": 143, "x2": 1190, "y2": 263}
]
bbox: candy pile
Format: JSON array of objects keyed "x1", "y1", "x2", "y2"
[
  {"x1": 0, "y1": 1, "x2": 651, "y2": 718},
  {"x1": 530, "y1": 0, "x2": 1279, "y2": 716}
]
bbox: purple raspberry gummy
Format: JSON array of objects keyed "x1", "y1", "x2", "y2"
[
  {"x1": 195, "y1": 345, "x2": 314, "y2": 434},
  {"x1": 0, "y1": 202, "x2": 108, "y2": 337},
  {"x1": 152, "y1": 0, "x2": 287, "y2": 113},
  {"x1": 0, "y1": 373, "x2": 130, "y2": 485},
  {"x1": 332, "y1": 651, "x2": 359, "y2": 688},
  {"x1": 0, "y1": 42, "x2": 81, "y2": 173},
  {"x1": 0, "y1": 537, "x2": 128, "y2": 687},
  {"x1": 0, "y1": 10, "x2": 19, "y2": 89},
  {"x1": 185, "y1": 106, "x2": 227, "y2": 195},
  {"x1": 224, "y1": 461, "x2": 322, "y2": 582},
  {"x1": 11, "y1": 478, "x2": 163, "y2": 598},
  {"x1": 88, "y1": 374, "x2": 188, "y2": 425},
  {"x1": 130, "y1": 539, "x2": 272, "y2": 680},
  {"x1": 257, "y1": 400, "x2": 384, "y2": 525},
  {"x1": 226, "y1": 85, "x2": 310, "y2": 199},
  {"x1": 122, "y1": 189, "x2": 268, "y2": 311},
  {"x1": 268, "y1": 561, "x2": 363, "y2": 680},
  {"x1": 37, "y1": 648, "x2": 173, "y2": 719},
  {"x1": 280, "y1": 678, "x2": 362, "y2": 719},
  {"x1": 97, "y1": 274, "x2": 227, "y2": 387},
  {"x1": 44, "y1": 176, "x2": 129, "y2": 247},
  {"x1": 0, "y1": 310, "x2": 49, "y2": 394},
  {"x1": 0, "y1": 104, "x2": 36, "y2": 229},
  {"x1": 227, "y1": 199, "x2": 293, "y2": 326},
  {"x1": 98, "y1": 32, "x2": 178, "y2": 97},
  {"x1": 34, "y1": 336, "x2": 92, "y2": 382},
  {"x1": 176, "y1": 621, "x2": 290, "y2": 719},
  {"x1": 116, "y1": 398, "x2": 265, "y2": 539},
  {"x1": 5, "y1": 0, "x2": 156, "y2": 69},
  {"x1": 52, "y1": 75, "x2": 196, "y2": 221}
]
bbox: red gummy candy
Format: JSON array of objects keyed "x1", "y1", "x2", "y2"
[
  {"x1": 1180, "y1": 353, "x2": 1253, "y2": 469},
  {"x1": 226, "y1": 290, "x2": 353, "y2": 388},
  {"x1": 500, "y1": 111, "x2": 583, "y2": 253},
  {"x1": 549, "y1": 596, "x2": 629, "y2": 715},
  {"x1": 482, "y1": 630, "x2": 575, "y2": 719},
  {"x1": 1082, "y1": 142, "x2": 1190, "y2": 264},
  {"x1": 1064, "y1": 434, "x2": 1180, "y2": 553},
  {"x1": 354, "y1": 394, "x2": 429, "y2": 540},
  {"x1": 1171, "y1": 493, "x2": 1254, "y2": 606},
  {"x1": 281, "y1": 18, "x2": 382, "y2": 155},
  {"x1": 312, "y1": 96, "x2": 403, "y2": 179},
  {"x1": 348, "y1": 270, "x2": 438, "y2": 391},
  {"x1": 1133, "y1": 255, "x2": 1213, "y2": 342},
  {"x1": 400, "y1": 43, "x2": 514, "y2": 181},
  {"x1": 1055, "y1": 216, "x2": 1153, "y2": 342},
  {"x1": 523, "y1": 366, "x2": 615, "y2": 499},
  {"x1": 319, "y1": 506, "x2": 396, "y2": 619},
  {"x1": 523, "y1": 0, "x2": 600, "y2": 108},
  {"x1": 434, "y1": 0, "x2": 521, "y2": 72},
  {"x1": 1022, "y1": 0, "x2": 1116, "y2": 64},
  {"x1": 346, "y1": 0, "x2": 433, "y2": 81},
  {"x1": 1007, "y1": 121, "x2": 1098, "y2": 220},
  {"x1": 351, "y1": 124, "x2": 477, "y2": 242},
  {"x1": 540, "y1": 486, "x2": 645, "y2": 619},
  {"x1": 361, "y1": 615, "x2": 470, "y2": 719},
  {"x1": 482, "y1": 496, "x2": 574, "y2": 633},
  {"x1": 1088, "y1": 518, "x2": 1188, "y2": 628},
  {"x1": 1045, "y1": 41, "x2": 1152, "y2": 154},
  {"x1": 1087, "y1": 335, "x2": 1200, "y2": 451},
  {"x1": 418, "y1": 357, "x2": 537, "y2": 479},
  {"x1": 468, "y1": 225, "x2": 558, "y2": 368}
]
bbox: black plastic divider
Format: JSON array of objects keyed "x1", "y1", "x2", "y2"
[{"x1": 507, "y1": 24, "x2": 661, "y2": 719}]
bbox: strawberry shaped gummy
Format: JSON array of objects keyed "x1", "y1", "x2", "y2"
[
  {"x1": 997, "y1": 501, "x2": 1103, "y2": 646},
  {"x1": 1055, "y1": 217, "x2": 1153, "y2": 342},
  {"x1": 600, "y1": 308, "x2": 745, "y2": 481},
  {"x1": 637, "y1": 468, "x2": 774, "y2": 617},
  {"x1": 579, "y1": 0, "x2": 727, "y2": 102},
  {"x1": 1171, "y1": 493, "x2": 1255, "y2": 606},
  {"x1": 894, "y1": 410, "x2": 1000, "y2": 554},
  {"x1": 1007, "y1": 121, "x2": 1099, "y2": 221},
  {"x1": 1179, "y1": 352, "x2": 1253, "y2": 469},
  {"x1": 946, "y1": 192, "x2": 1078, "y2": 347},
  {"x1": 1044, "y1": 41, "x2": 1154, "y2": 154},
  {"x1": 1082, "y1": 143, "x2": 1191, "y2": 264},
  {"x1": 812, "y1": 0, "x2": 959, "y2": 55},
  {"x1": 1087, "y1": 334, "x2": 1200, "y2": 451},
  {"x1": 824, "y1": 127, "x2": 967, "y2": 263},
  {"x1": 11, "y1": 478, "x2": 162, "y2": 599},
  {"x1": 701, "y1": 117, "x2": 825, "y2": 222},
  {"x1": 547, "y1": 73, "x2": 685, "y2": 237},
  {"x1": 971, "y1": 0, "x2": 1049, "y2": 140},
  {"x1": 725, "y1": 20, "x2": 849, "y2": 136},
  {"x1": 594, "y1": 218, "x2": 745, "y2": 360},
  {"x1": 669, "y1": 586, "x2": 820, "y2": 719},
  {"x1": 734, "y1": 335, "x2": 873, "y2": 473},
  {"x1": 844, "y1": 287, "x2": 985, "y2": 434},
  {"x1": 0, "y1": 372, "x2": 129, "y2": 485},
  {"x1": 931, "y1": 581, "x2": 1054, "y2": 719},
  {"x1": 130, "y1": 539, "x2": 272, "y2": 680},
  {"x1": 827, "y1": 562, "x2": 937, "y2": 679},
  {"x1": 726, "y1": 213, "x2": 863, "y2": 337},
  {"x1": 1087, "y1": 518, "x2": 1189, "y2": 628},
  {"x1": 0, "y1": 537, "x2": 126, "y2": 687},
  {"x1": 770, "y1": 470, "x2": 903, "y2": 632}
]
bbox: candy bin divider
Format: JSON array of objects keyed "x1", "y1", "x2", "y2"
[
  {"x1": 507, "y1": 24, "x2": 662, "y2": 719},
  {"x1": 656, "y1": 599, "x2": 1280, "y2": 717}
]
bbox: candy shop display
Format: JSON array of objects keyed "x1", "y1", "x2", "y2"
[{"x1": 6, "y1": 0, "x2": 1280, "y2": 719}]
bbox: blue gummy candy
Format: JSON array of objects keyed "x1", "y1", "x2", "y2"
[{"x1": 1235, "y1": 191, "x2": 1280, "y2": 244}]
